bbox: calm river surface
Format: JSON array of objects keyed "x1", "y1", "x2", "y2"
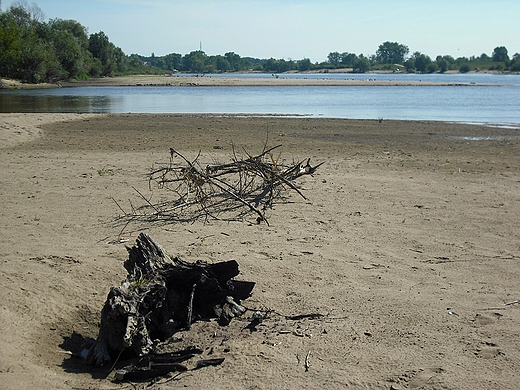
[{"x1": 1, "y1": 73, "x2": 519, "y2": 128}]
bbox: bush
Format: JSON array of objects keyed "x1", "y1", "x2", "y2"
[
  {"x1": 459, "y1": 63, "x2": 471, "y2": 73},
  {"x1": 426, "y1": 63, "x2": 438, "y2": 73}
]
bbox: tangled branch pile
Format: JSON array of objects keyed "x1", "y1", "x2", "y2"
[{"x1": 116, "y1": 145, "x2": 322, "y2": 230}]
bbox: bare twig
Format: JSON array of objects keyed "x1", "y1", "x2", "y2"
[{"x1": 115, "y1": 144, "x2": 323, "y2": 232}]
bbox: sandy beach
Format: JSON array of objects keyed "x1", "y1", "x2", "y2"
[
  {"x1": 1, "y1": 113, "x2": 519, "y2": 389},
  {"x1": 59, "y1": 74, "x2": 506, "y2": 87},
  {"x1": 2, "y1": 73, "x2": 508, "y2": 89}
]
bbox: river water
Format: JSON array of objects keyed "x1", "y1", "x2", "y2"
[{"x1": 1, "y1": 73, "x2": 519, "y2": 128}]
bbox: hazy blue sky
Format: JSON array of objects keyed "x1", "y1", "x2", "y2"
[{"x1": 3, "y1": 0, "x2": 519, "y2": 62}]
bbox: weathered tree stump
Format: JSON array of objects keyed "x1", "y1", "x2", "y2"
[{"x1": 86, "y1": 233, "x2": 255, "y2": 366}]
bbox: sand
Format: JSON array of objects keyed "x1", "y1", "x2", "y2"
[
  {"x1": 50, "y1": 74, "x2": 511, "y2": 88},
  {"x1": 2, "y1": 71, "x2": 513, "y2": 90},
  {"x1": 1, "y1": 113, "x2": 519, "y2": 389}
]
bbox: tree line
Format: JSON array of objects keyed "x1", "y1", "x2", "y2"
[
  {"x1": 0, "y1": 4, "x2": 126, "y2": 82},
  {"x1": 1, "y1": 3, "x2": 519, "y2": 84},
  {"x1": 332, "y1": 41, "x2": 520, "y2": 74}
]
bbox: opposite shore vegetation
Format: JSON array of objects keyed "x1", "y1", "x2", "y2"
[{"x1": 0, "y1": 3, "x2": 519, "y2": 88}]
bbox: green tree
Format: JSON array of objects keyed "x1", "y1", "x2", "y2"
[
  {"x1": 440, "y1": 55, "x2": 455, "y2": 66},
  {"x1": 341, "y1": 52, "x2": 357, "y2": 67},
  {"x1": 426, "y1": 62, "x2": 438, "y2": 73},
  {"x1": 459, "y1": 63, "x2": 470, "y2": 73},
  {"x1": 224, "y1": 52, "x2": 244, "y2": 71},
  {"x1": 298, "y1": 58, "x2": 311, "y2": 71},
  {"x1": 0, "y1": 9, "x2": 25, "y2": 77},
  {"x1": 182, "y1": 50, "x2": 206, "y2": 72},
  {"x1": 263, "y1": 58, "x2": 277, "y2": 72},
  {"x1": 479, "y1": 53, "x2": 491, "y2": 62},
  {"x1": 47, "y1": 20, "x2": 91, "y2": 79},
  {"x1": 215, "y1": 55, "x2": 230, "y2": 72},
  {"x1": 509, "y1": 53, "x2": 520, "y2": 71},
  {"x1": 48, "y1": 18, "x2": 89, "y2": 47},
  {"x1": 492, "y1": 46, "x2": 509, "y2": 62},
  {"x1": 437, "y1": 58, "x2": 449, "y2": 73},
  {"x1": 161, "y1": 53, "x2": 182, "y2": 71},
  {"x1": 376, "y1": 41, "x2": 409, "y2": 64},
  {"x1": 353, "y1": 56, "x2": 370, "y2": 73},
  {"x1": 0, "y1": 3, "x2": 66, "y2": 82},
  {"x1": 412, "y1": 52, "x2": 431, "y2": 72},
  {"x1": 88, "y1": 31, "x2": 124, "y2": 76},
  {"x1": 404, "y1": 58, "x2": 415, "y2": 72},
  {"x1": 327, "y1": 51, "x2": 341, "y2": 66},
  {"x1": 128, "y1": 53, "x2": 143, "y2": 68}
]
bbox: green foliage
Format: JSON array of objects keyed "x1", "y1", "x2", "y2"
[
  {"x1": 89, "y1": 31, "x2": 127, "y2": 76},
  {"x1": 437, "y1": 58, "x2": 449, "y2": 73},
  {"x1": 412, "y1": 52, "x2": 432, "y2": 73},
  {"x1": 0, "y1": 11, "x2": 25, "y2": 77},
  {"x1": 0, "y1": 4, "x2": 517, "y2": 83},
  {"x1": 0, "y1": 3, "x2": 125, "y2": 82},
  {"x1": 492, "y1": 46, "x2": 509, "y2": 62},
  {"x1": 298, "y1": 58, "x2": 311, "y2": 72},
  {"x1": 97, "y1": 167, "x2": 114, "y2": 176},
  {"x1": 261, "y1": 57, "x2": 298, "y2": 73},
  {"x1": 509, "y1": 54, "x2": 520, "y2": 71},
  {"x1": 341, "y1": 52, "x2": 357, "y2": 67},
  {"x1": 426, "y1": 62, "x2": 437, "y2": 73},
  {"x1": 459, "y1": 63, "x2": 471, "y2": 73},
  {"x1": 130, "y1": 277, "x2": 149, "y2": 288},
  {"x1": 376, "y1": 41, "x2": 409, "y2": 64},
  {"x1": 353, "y1": 57, "x2": 370, "y2": 73},
  {"x1": 404, "y1": 58, "x2": 415, "y2": 73},
  {"x1": 327, "y1": 51, "x2": 341, "y2": 66}
]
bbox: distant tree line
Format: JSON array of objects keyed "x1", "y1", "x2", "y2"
[
  {"x1": 328, "y1": 41, "x2": 520, "y2": 74},
  {"x1": 1, "y1": 3, "x2": 519, "y2": 84},
  {"x1": 137, "y1": 51, "x2": 313, "y2": 74},
  {"x1": 136, "y1": 42, "x2": 520, "y2": 75}
]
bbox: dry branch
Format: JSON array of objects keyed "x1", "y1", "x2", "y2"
[{"x1": 114, "y1": 145, "x2": 323, "y2": 231}]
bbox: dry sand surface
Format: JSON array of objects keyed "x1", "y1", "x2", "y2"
[{"x1": 1, "y1": 114, "x2": 519, "y2": 389}]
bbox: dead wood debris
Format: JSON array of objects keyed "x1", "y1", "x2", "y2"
[
  {"x1": 114, "y1": 145, "x2": 323, "y2": 231},
  {"x1": 85, "y1": 233, "x2": 255, "y2": 368},
  {"x1": 75, "y1": 234, "x2": 333, "y2": 384}
]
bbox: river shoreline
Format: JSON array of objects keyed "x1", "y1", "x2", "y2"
[{"x1": 1, "y1": 71, "x2": 515, "y2": 90}]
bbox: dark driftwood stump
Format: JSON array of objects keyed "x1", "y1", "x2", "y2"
[{"x1": 86, "y1": 233, "x2": 255, "y2": 366}]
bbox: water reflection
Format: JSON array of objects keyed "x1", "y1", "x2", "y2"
[{"x1": 0, "y1": 92, "x2": 117, "y2": 113}]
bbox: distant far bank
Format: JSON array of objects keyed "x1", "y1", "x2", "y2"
[{"x1": 1, "y1": 70, "x2": 516, "y2": 90}]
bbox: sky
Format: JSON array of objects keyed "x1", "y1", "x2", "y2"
[{"x1": 2, "y1": 0, "x2": 519, "y2": 62}]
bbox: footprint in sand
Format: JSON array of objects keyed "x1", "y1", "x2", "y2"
[
  {"x1": 475, "y1": 342, "x2": 503, "y2": 359},
  {"x1": 408, "y1": 367, "x2": 444, "y2": 389},
  {"x1": 474, "y1": 312, "x2": 501, "y2": 326},
  {"x1": 390, "y1": 367, "x2": 444, "y2": 389}
]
